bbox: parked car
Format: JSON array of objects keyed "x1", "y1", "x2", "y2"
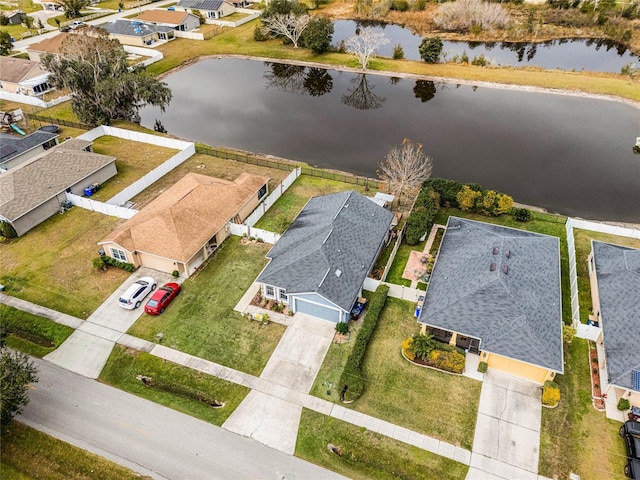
[
  {"x1": 119, "y1": 277, "x2": 156, "y2": 309},
  {"x1": 621, "y1": 421, "x2": 640, "y2": 460},
  {"x1": 626, "y1": 458, "x2": 640, "y2": 479},
  {"x1": 144, "y1": 282, "x2": 180, "y2": 315},
  {"x1": 69, "y1": 21, "x2": 84, "y2": 29}
]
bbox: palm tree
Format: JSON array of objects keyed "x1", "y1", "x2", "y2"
[{"x1": 411, "y1": 333, "x2": 436, "y2": 361}]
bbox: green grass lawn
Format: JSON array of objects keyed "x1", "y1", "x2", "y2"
[
  {"x1": 385, "y1": 239, "x2": 427, "y2": 286},
  {"x1": 0, "y1": 208, "x2": 129, "y2": 319},
  {"x1": 312, "y1": 297, "x2": 482, "y2": 450},
  {"x1": 0, "y1": 305, "x2": 73, "y2": 357},
  {"x1": 539, "y1": 338, "x2": 628, "y2": 480},
  {"x1": 573, "y1": 229, "x2": 640, "y2": 322},
  {"x1": 253, "y1": 175, "x2": 370, "y2": 233},
  {"x1": 1, "y1": 422, "x2": 150, "y2": 480},
  {"x1": 127, "y1": 236, "x2": 285, "y2": 376},
  {"x1": 99, "y1": 345, "x2": 250, "y2": 426},
  {"x1": 296, "y1": 409, "x2": 469, "y2": 480}
]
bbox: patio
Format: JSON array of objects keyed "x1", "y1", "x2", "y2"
[{"x1": 400, "y1": 224, "x2": 445, "y2": 288}]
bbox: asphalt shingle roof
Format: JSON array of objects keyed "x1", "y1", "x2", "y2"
[
  {"x1": 0, "y1": 130, "x2": 58, "y2": 166},
  {"x1": 134, "y1": 9, "x2": 191, "y2": 25},
  {"x1": 177, "y1": 0, "x2": 225, "y2": 10},
  {"x1": 0, "y1": 56, "x2": 47, "y2": 84},
  {"x1": 101, "y1": 19, "x2": 174, "y2": 37},
  {"x1": 418, "y1": 217, "x2": 564, "y2": 373},
  {"x1": 257, "y1": 191, "x2": 394, "y2": 312},
  {"x1": 592, "y1": 241, "x2": 640, "y2": 392}
]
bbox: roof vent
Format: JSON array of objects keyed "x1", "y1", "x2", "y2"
[
  {"x1": 505, "y1": 249, "x2": 511, "y2": 258},
  {"x1": 335, "y1": 269, "x2": 342, "y2": 278},
  {"x1": 492, "y1": 247, "x2": 499, "y2": 255},
  {"x1": 490, "y1": 262, "x2": 496, "y2": 271},
  {"x1": 502, "y1": 265, "x2": 509, "y2": 275}
]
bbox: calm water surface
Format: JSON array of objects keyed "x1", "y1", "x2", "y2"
[
  {"x1": 141, "y1": 59, "x2": 640, "y2": 222},
  {"x1": 333, "y1": 20, "x2": 639, "y2": 72}
]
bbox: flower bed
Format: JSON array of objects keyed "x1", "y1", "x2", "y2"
[
  {"x1": 401, "y1": 348, "x2": 464, "y2": 376},
  {"x1": 401, "y1": 336, "x2": 465, "y2": 375}
]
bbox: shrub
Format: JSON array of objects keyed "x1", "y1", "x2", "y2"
[
  {"x1": 392, "y1": 44, "x2": 405, "y2": 60},
  {"x1": 419, "y1": 36, "x2": 444, "y2": 64},
  {"x1": 478, "y1": 361, "x2": 488, "y2": 373},
  {"x1": 428, "y1": 349, "x2": 465, "y2": 374},
  {"x1": 102, "y1": 255, "x2": 136, "y2": 272},
  {"x1": 434, "y1": 0, "x2": 511, "y2": 32},
  {"x1": 172, "y1": 270, "x2": 180, "y2": 278},
  {"x1": 457, "y1": 185, "x2": 482, "y2": 212},
  {"x1": 254, "y1": 25, "x2": 270, "y2": 41},
  {"x1": 391, "y1": 0, "x2": 409, "y2": 11},
  {"x1": 514, "y1": 207, "x2": 533, "y2": 222},
  {"x1": 410, "y1": 333, "x2": 436, "y2": 360},
  {"x1": 471, "y1": 54, "x2": 489, "y2": 66},
  {"x1": 338, "y1": 285, "x2": 389, "y2": 402},
  {"x1": 401, "y1": 337, "x2": 415, "y2": 361},
  {"x1": 424, "y1": 178, "x2": 464, "y2": 207},
  {"x1": 92, "y1": 257, "x2": 106, "y2": 270},
  {"x1": 335, "y1": 321, "x2": 349, "y2": 335},
  {"x1": 413, "y1": 0, "x2": 427, "y2": 10},
  {"x1": 618, "y1": 398, "x2": 631, "y2": 411},
  {"x1": 0, "y1": 220, "x2": 17, "y2": 239},
  {"x1": 405, "y1": 187, "x2": 439, "y2": 245},
  {"x1": 542, "y1": 381, "x2": 561, "y2": 406},
  {"x1": 301, "y1": 16, "x2": 333, "y2": 54}
]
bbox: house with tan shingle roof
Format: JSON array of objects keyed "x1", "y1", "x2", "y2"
[
  {"x1": 99, "y1": 172, "x2": 269, "y2": 277},
  {"x1": 27, "y1": 33, "x2": 71, "y2": 62},
  {"x1": 134, "y1": 9, "x2": 200, "y2": 31},
  {"x1": 0, "y1": 139, "x2": 116, "y2": 236},
  {"x1": 0, "y1": 56, "x2": 52, "y2": 96}
]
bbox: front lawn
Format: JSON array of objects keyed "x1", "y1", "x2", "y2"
[
  {"x1": 1, "y1": 422, "x2": 150, "y2": 480},
  {"x1": 296, "y1": 409, "x2": 469, "y2": 480},
  {"x1": 127, "y1": 236, "x2": 285, "y2": 376},
  {"x1": 0, "y1": 208, "x2": 129, "y2": 319},
  {"x1": 253, "y1": 175, "x2": 370, "y2": 233},
  {"x1": 100, "y1": 345, "x2": 249, "y2": 426},
  {"x1": 0, "y1": 305, "x2": 74, "y2": 357},
  {"x1": 539, "y1": 337, "x2": 628, "y2": 480},
  {"x1": 312, "y1": 297, "x2": 481, "y2": 450}
]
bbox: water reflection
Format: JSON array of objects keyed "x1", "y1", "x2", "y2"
[
  {"x1": 341, "y1": 74, "x2": 385, "y2": 110},
  {"x1": 413, "y1": 80, "x2": 437, "y2": 103},
  {"x1": 264, "y1": 62, "x2": 334, "y2": 97}
]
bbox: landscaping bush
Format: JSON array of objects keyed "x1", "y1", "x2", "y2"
[
  {"x1": 93, "y1": 257, "x2": 107, "y2": 270},
  {"x1": 392, "y1": 44, "x2": 405, "y2": 59},
  {"x1": 0, "y1": 220, "x2": 17, "y2": 239},
  {"x1": 542, "y1": 380, "x2": 561, "y2": 406},
  {"x1": 478, "y1": 361, "x2": 488, "y2": 373},
  {"x1": 423, "y1": 178, "x2": 464, "y2": 208},
  {"x1": 335, "y1": 321, "x2": 349, "y2": 335},
  {"x1": 513, "y1": 207, "x2": 533, "y2": 222},
  {"x1": 172, "y1": 270, "x2": 180, "y2": 278},
  {"x1": 427, "y1": 349, "x2": 465, "y2": 374},
  {"x1": 618, "y1": 398, "x2": 631, "y2": 411},
  {"x1": 101, "y1": 255, "x2": 136, "y2": 272},
  {"x1": 456, "y1": 185, "x2": 513, "y2": 216},
  {"x1": 401, "y1": 337, "x2": 415, "y2": 361},
  {"x1": 391, "y1": 0, "x2": 409, "y2": 11},
  {"x1": 405, "y1": 187, "x2": 439, "y2": 245},
  {"x1": 338, "y1": 285, "x2": 389, "y2": 402}
]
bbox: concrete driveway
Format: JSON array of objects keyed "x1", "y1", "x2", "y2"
[
  {"x1": 467, "y1": 371, "x2": 543, "y2": 480},
  {"x1": 223, "y1": 314, "x2": 335, "y2": 454},
  {"x1": 45, "y1": 268, "x2": 177, "y2": 378}
]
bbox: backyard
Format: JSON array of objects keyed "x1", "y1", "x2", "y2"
[
  {"x1": 311, "y1": 297, "x2": 482, "y2": 450},
  {"x1": 127, "y1": 236, "x2": 285, "y2": 376}
]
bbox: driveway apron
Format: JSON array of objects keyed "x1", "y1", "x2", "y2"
[
  {"x1": 223, "y1": 314, "x2": 335, "y2": 454},
  {"x1": 45, "y1": 268, "x2": 176, "y2": 379},
  {"x1": 467, "y1": 371, "x2": 543, "y2": 480}
]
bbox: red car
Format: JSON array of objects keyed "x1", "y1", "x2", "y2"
[{"x1": 144, "y1": 282, "x2": 181, "y2": 315}]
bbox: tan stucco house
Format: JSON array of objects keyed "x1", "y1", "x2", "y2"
[
  {"x1": 0, "y1": 139, "x2": 116, "y2": 236},
  {"x1": 133, "y1": 9, "x2": 200, "y2": 31},
  {"x1": 100, "y1": 19, "x2": 175, "y2": 46},
  {"x1": 27, "y1": 33, "x2": 70, "y2": 62},
  {"x1": 588, "y1": 241, "x2": 640, "y2": 412},
  {"x1": 176, "y1": 0, "x2": 235, "y2": 20},
  {"x1": 418, "y1": 217, "x2": 564, "y2": 383},
  {"x1": 99, "y1": 172, "x2": 269, "y2": 277},
  {"x1": 0, "y1": 56, "x2": 52, "y2": 96}
]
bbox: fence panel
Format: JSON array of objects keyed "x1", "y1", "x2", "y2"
[
  {"x1": 243, "y1": 167, "x2": 301, "y2": 226},
  {"x1": 229, "y1": 223, "x2": 249, "y2": 237},
  {"x1": 66, "y1": 193, "x2": 137, "y2": 219},
  {"x1": 3, "y1": 92, "x2": 71, "y2": 108},
  {"x1": 363, "y1": 277, "x2": 380, "y2": 292},
  {"x1": 570, "y1": 218, "x2": 640, "y2": 239},
  {"x1": 565, "y1": 218, "x2": 581, "y2": 329},
  {"x1": 174, "y1": 31, "x2": 205, "y2": 40},
  {"x1": 383, "y1": 282, "x2": 424, "y2": 302}
]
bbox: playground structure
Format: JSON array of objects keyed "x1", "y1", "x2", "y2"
[{"x1": 0, "y1": 109, "x2": 26, "y2": 135}]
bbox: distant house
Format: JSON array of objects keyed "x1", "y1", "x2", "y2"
[
  {"x1": 0, "y1": 139, "x2": 116, "y2": 237},
  {"x1": 100, "y1": 19, "x2": 175, "y2": 46},
  {"x1": 0, "y1": 56, "x2": 52, "y2": 97},
  {"x1": 27, "y1": 33, "x2": 70, "y2": 62},
  {"x1": 257, "y1": 191, "x2": 394, "y2": 323},
  {"x1": 417, "y1": 217, "x2": 564, "y2": 384},
  {"x1": 176, "y1": 0, "x2": 235, "y2": 19},
  {"x1": 133, "y1": 9, "x2": 200, "y2": 31},
  {"x1": 40, "y1": 0, "x2": 64, "y2": 10},
  {"x1": 2, "y1": 10, "x2": 24, "y2": 25},
  {"x1": 99, "y1": 172, "x2": 269, "y2": 277},
  {"x1": 0, "y1": 128, "x2": 59, "y2": 171},
  {"x1": 588, "y1": 241, "x2": 640, "y2": 412}
]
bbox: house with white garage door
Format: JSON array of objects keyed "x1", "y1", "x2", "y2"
[{"x1": 257, "y1": 190, "x2": 394, "y2": 323}]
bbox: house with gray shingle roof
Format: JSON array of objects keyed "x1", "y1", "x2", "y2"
[
  {"x1": 100, "y1": 19, "x2": 175, "y2": 47},
  {"x1": 0, "y1": 129, "x2": 59, "y2": 171},
  {"x1": 257, "y1": 190, "x2": 394, "y2": 323},
  {"x1": 588, "y1": 241, "x2": 640, "y2": 414},
  {"x1": 176, "y1": 0, "x2": 236, "y2": 19},
  {"x1": 417, "y1": 217, "x2": 564, "y2": 383},
  {"x1": 0, "y1": 139, "x2": 116, "y2": 236}
]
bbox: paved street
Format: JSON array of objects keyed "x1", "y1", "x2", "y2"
[{"x1": 20, "y1": 358, "x2": 348, "y2": 480}]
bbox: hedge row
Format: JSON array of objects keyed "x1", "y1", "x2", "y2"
[
  {"x1": 339, "y1": 285, "x2": 389, "y2": 402},
  {"x1": 101, "y1": 255, "x2": 136, "y2": 272},
  {"x1": 404, "y1": 187, "x2": 438, "y2": 246}
]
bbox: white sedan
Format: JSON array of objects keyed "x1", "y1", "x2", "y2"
[{"x1": 118, "y1": 277, "x2": 156, "y2": 309}]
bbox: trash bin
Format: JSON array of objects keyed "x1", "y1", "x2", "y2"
[{"x1": 84, "y1": 186, "x2": 94, "y2": 196}]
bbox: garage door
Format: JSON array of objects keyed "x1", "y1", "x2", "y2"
[{"x1": 294, "y1": 298, "x2": 342, "y2": 323}]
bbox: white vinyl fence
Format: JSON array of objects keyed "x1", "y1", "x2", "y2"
[
  {"x1": 77, "y1": 126, "x2": 195, "y2": 207},
  {"x1": 0, "y1": 91, "x2": 71, "y2": 108},
  {"x1": 243, "y1": 167, "x2": 301, "y2": 227},
  {"x1": 363, "y1": 277, "x2": 425, "y2": 302},
  {"x1": 565, "y1": 217, "x2": 640, "y2": 330},
  {"x1": 207, "y1": 10, "x2": 260, "y2": 27},
  {"x1": 175, "y1": 30, "x2": 204, "y2": 40},
  {"x1": 228, "y1": 223, "x2": 281, "y2": 244},
  {"x1": 65, "y1": 193, "x2": 138, "y2": 219},
  {"x1": 123, "y1": 45, "x2": 164, "y2": 68}
]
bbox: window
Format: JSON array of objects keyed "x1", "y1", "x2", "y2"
[
  {"x1": 265, "y1": 285, "x2": 275, "y2": 298},
  {"x1": 279, "y1": 289, "x2": 288, "y2": 303},
  {"x1": 110, "y1": 248, "x2": 127, "y2": 262},
  {"x1": 258, "y1": 184, "x2": 267, "y2": 200}
]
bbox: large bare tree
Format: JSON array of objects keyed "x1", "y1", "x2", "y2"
[
  {"x1": 378, "y1": 139, "x2": 433, "y2": 205},
  {"x1": 345, "y1": 27, "x2": 389, "y2": 69},
  {"x1": 261, "y1": 13, "x2": 310, "y2": 48}
]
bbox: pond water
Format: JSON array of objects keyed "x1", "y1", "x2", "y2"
[
  {"x1": 332, "y1": 20, "x2": 639, "y2": 72},
  {"x1": 141, "y1": 58, "x2": 640, "y2": 223}
]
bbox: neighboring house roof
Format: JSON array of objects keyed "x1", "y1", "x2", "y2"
[
  {"x1": 0, "y1": 141, "x2": 115, "y2": 222},
  {"x1": 100, "y1": 172, "x2": 269, "y2": 263},
  {"x1": 418, "y1": 217, "x2": 564, "y2": 373},
  {"x1": 28, "y1": 33, "x2": 71, "y2": 55},
  {"x1": 592, "y1": 241, "x2": 640, "y2": 393},
  {"x1": 100, "y1": 19, "x2": 174, "y2": 37},
  {"x1": 177, "y1": 0, "x2": 228, "y2": 10},
  {"x1": 0, "y1": 130, "x2": 58, "y2": 167},
  {"x1": 0, "y1": 56, "x2": 49, "y2": 84},
  {"x1": 257, "y1": 190, "x2": 394, "y2": 312},
  {"x1": 134, "y1": 9, "x2": 193, "y2": 25}
]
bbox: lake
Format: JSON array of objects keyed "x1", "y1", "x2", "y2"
[{"x1": 141, "y1": 58, "x2": 640, "y2": 223}]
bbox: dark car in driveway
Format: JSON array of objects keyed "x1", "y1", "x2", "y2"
[
  {"x1": 622, "y1": 421, "x2": 640, "y2": 460},
  {"x1": 144, "y1": 282, "x2": 181, "y2": 315},
  {"x1": 626, "y1": 458, "x2": 640, "y2": 479}
]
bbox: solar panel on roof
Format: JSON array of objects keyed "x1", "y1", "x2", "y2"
[{"x1": 633, "y1": 369, "x2": 640, "y2": 391}]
